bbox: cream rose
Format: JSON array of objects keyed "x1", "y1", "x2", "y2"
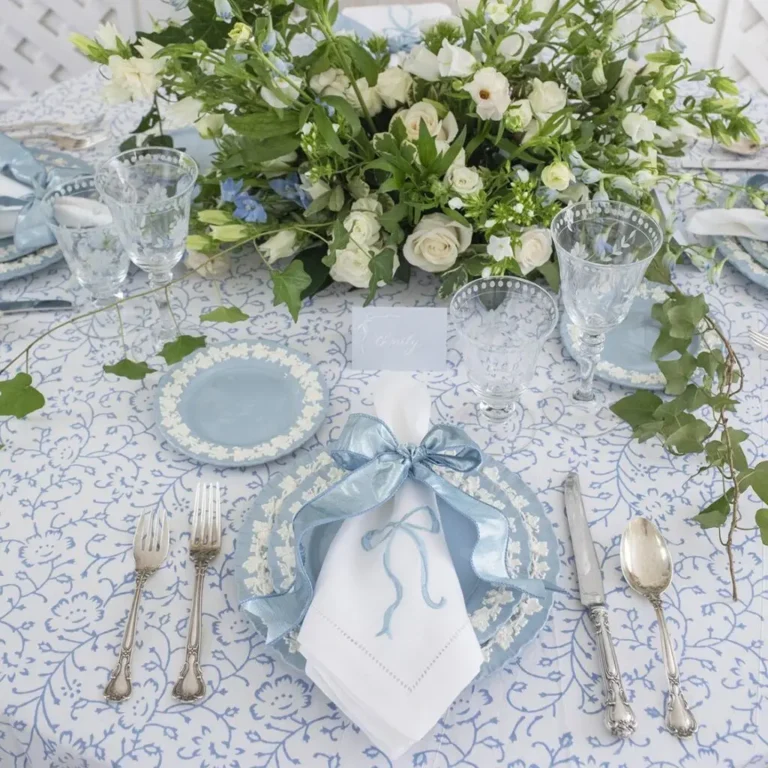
[
  {"x1": 330, "y1": 245, "x2": 399, "y2": 288},
  {"x1": 498, "y1": 31, "x2": 533, "y2": 62},
  {"x1": 376, "y1": 67, "x2": 413, "y2": 108},
  {"x1": 402, "y1": 44, "x2": 440, "y2": 82},
  {"x1": 446, "y1": 165, "x2": 483, "y2": 196},
  {"x1": 463, "y1": 67, "x2": 510, "y2": 121},
  {"x1": 437, "y1": 40, "x2": 477, "y2": 78},
  {"x1": 528, "y1": 78, "x2": 567, "y2": 120},
  {"x1": 622, "y1": 112, "x2": 656, "y2": 143},
  {"x1": 514, "y1": 228, "x2": 552, "y2": 274},
  {"x1": 541, "y1": 161, "x2": 573, "y2": 191},
  {"x1": 393, "y1": 102, "x2": 458, "y2": 142},
  {"x1": 309, "y1": 68, "x2": 351, "y2": 98},
  {"x1": 260, "y1": 230, "x2": 299, "y2": 264},
  {"x1": 343, "y1": 210, "x2": 381, "y2": 247},
  {"x1": 352, "y1": 196, "x2": 384, "y2": 215},
  {"x1": 403, "y1": 213, "x2": 472, "y2": 273},
  {"x1": 347, "y1": 77, "x2": 383, "y2": 116}
]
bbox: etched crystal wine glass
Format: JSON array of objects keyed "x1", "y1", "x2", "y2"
[
  {"x1": 551, "y1": 201, "x2": 663, "y2": 403},
  {"x1": 450, "y1": 276, "x2": 559, "y2": 424},
  {"x1": 95, "y1": 148, "x2": 198, "y2": 350}
]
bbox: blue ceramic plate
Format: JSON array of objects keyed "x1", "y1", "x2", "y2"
[
  {"x1": 561, "y1": 281, "x2": 700, "y2": 391},
  {"x1": 717, "y1": 235, "x2": 768, "y2": 290},
  {"x1": 0, "y1": 241, "x2": 62, "y2": 280},
  {"x1": 236, "y1": 448, "x2": 558, "y2": 679},
  {"x1": 736, "y1": 174, "x2": 768, "y2": 268},
  {"x1": 154, "y1": 339, "x2": 328, "y2": 467}
]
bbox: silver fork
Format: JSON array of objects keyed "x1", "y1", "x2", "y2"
[
  {"x1": 173, "y1": 483, "x2": 222, "y2": 702},
  {"x1": 749, "y1": 329, "x2": 768, "y2": 352},
  {"x1": 105, "y1": 508, "x2": 170, "y2": 702}
]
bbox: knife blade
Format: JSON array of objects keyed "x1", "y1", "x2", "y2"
[
  {"x1": 0, "y1": 299, "x2": 73, "y2": 314},
  {"x1": 564, "y1": 472, "x2": 637, "y2": 739}
]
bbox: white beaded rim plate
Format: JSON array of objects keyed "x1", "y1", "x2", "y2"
[
  {"x1": 153, "y1": 339, "x2": 328, "y2": 467},
  {"x1": 0, "y1": 241, "x2": 63, "y2": 279}
]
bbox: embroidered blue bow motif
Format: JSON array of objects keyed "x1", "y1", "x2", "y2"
[{"x1": 362, "y1": 505, "x2": 446, "y2": 637}]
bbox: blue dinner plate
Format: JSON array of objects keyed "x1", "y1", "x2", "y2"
[
  {"x1": 717, "y1": 235, "x2": 768, "y2": 289},
  {"x1": 736, "y1": 174, "x2": 768, "y2": 268},
  {"x1": 154, "y1": 339, "x2": 328, "y2": 467},
  {"x1": 0, "y1": 241, "x2": 63, "y2": 280},
  {"x1": 235, "y1": 448, "x2": 558, "y2": 679}
]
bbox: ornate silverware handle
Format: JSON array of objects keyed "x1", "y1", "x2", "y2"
[
  {"x1": 105, "y1": 571, "x2": 148, "y2": 702},
  {"x1": 172, "y1": 562, "x2": 207, "y2": 701},
  {"x1": 588, "y1": 605, "x2": 637, "y2": 738},
  {"x1": 650, "y1": 597, "x2": 698, "y2": 738}
]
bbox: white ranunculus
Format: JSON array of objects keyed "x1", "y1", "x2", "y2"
[
  {"x1": 446, "y1": 165, "x2": 483, "y2": 196},
  {"x1": 437, "y1": 40, "x2": 477, "y2": 78},
  {"x1": 622, "y1": 112, "x2": 656, "y2": 143},
  {"x1": 486, "y1": 1, "x2": 510, "y2": 23},
  {"x1": 402, "y1": 44, "x2": 441, "y2": 82},
  {"x1": 261, "y1": 74, "x2": 301, "y2": 109},
  {"x1": 514, "y1": 228, "x2": 552, "y2": 274},
  {"x1": 505, "y1": 99, "x2": 533, "y2": 131},
  {"x1": 330, "y1": 245, "x2": 399, "y2": 288},
  {"x1": 376, "y1": 67, "x2": 413, "y2": 108},
  {"x1": 309, "y1": 68, "x2": 350, "y2": 98},
  {"x1": 300, "y1": 174, "x2": 331, "y2": 200},
  {"x1": 260, "y1": 230, "x2": 299, "y2": 264},
  {"x1": 541, "y1": 161, "x2": 573, "y2": 191},
  {"x1": 403, "y1": 213, "x2": 472, "y2": 273},
  {"x1": 168, "y1": 96, "x2": 202, "y2": 127},
  {"x1": 352, "y1": 196, "x2": 384, "y2": 215},
  {"x1": 347, "y1": 77, "x2": 383, "y2": 116},
  {"x1": 185, "y1": 249, "x2": 231, "y2": 279},
  {"x1": 463, "y1": 67, "x2": 510, "y2": 121},
  {"x1": 343, "y1": 210, "x2": 381, "y2": 247},
  {"x1": 487, "y1": 235, "x2": 513, "y2": 262},
  {"x1": 106, "y1": 54, "x2": 165, "y2": 102},
  {"x1": 498, "y1": 31, "x2": 533, "y2": 62},
  {"x1": 528, "y1": 78, "x2": 567, "y2": 120},
  {"x1": 95, "y1": 22, "x2": 123, "y2": 49},
  {"x1": 196, "y1": 112, "x2": 225, "y2": 139},
  {"x1": 616, "y1": 57, "x2": 642, "y2": 100}
]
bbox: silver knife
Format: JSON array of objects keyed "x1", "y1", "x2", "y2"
[
  {"x1": 564, "y1": 472, "x2": 637, "y2": 738},
  {"x1": 0, "y1": 299, "x2": 73, "y2": 314}
]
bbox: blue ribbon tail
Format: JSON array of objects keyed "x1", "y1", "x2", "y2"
[{"x1": 376, "y1": 543, "x2": 402, "y2": 638}]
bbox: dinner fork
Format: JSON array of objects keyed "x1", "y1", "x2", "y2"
[
  {"x1": 749, "y1": 329, "x2": 768, "y2": 352},
  {"x1": 105, "y1": 508, "x2": 169, "y2": 702},
  {"x1": 172, "y1": 483, "x2": 222, "y2": 702}
]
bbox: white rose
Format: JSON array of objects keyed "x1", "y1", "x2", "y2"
[
  {"x1": 487, "y1": 235, "x2": 513, "y2": 262},
  {"x1": 346, "y1": 77, "x2": 383, "y2": 116},
  {"x1": 95, "y1": 22, "x2": 123, "y2": 49},
  {"x1": 486, "y1": 1, "x2": 510, "y2": 23},
  {"x1": 528, "y1": 78, "x2": 567, "y2": 120},
  {"x1": 505, "y1": 99, "x2": 533, "y2": 131},
  {"x1": 498, "y1": 31, "x2": 533, "y2": 62},
  {"x1": 196, "y1": 113, "x2": 225, "y2": 139},
  {"x1": 437, "y1": 40, "x2": 477, "y2": 78},
  {"x1": 376, "y1": 67, "x2": 413, "y2": 108},
  {"x1": 403, "y1": 213, "x2": 472, "y2": 273},
  {"x1": 300, "y1": 174, "x2": 331, "y2": 200},
  {"x1": 394, "y1": 102, "x2": 457, "y2": 142},
  {"x1": 616, "y1": 58, "x2": 642, "y2": 100},
  {"x1": 463, "y1": 67, "x2": 510, "y2": 121},
  {"x1": 309, "y1": 68, "x2": 350, "y2": 98},
  {"x1": 541, "y1": 161, "x2": 573, "y2": 191},
  {"x1": 622, "y1": 112, "x2": 656, "y2": 143},
  {"x1": 106, "y1": 54, "x2": 165, "y2": 102},
  {"x1": 402, "y1": 44, "x2": 440, "y2": 82},
  {"x1": 514, "y1": 228, "x2": 552, "y2": 275},
  {"x1": 261, "y1": 74, "x2": 301, "y2": 109},
  {"x1": 330, "y1": 245, "x2": 398, "y2": 288},
  {"x1": 343, "y1": 210, "x2": 381, "y2": 247},
  {"x1": 185, "y1": 249, "x2": 231, "y2": 279},
  {"x1": 260, "y1": 230, "x2": 299, "y2": 264},
  {"x1": 167, "y1": 96, "x2": 202, "y2": 127},
  {"x1": 352, "y1": 196, "x2": 384, "y2": 215},
  {"x1": 446, "y1": 165, "x2": 483, "y2": 196}
]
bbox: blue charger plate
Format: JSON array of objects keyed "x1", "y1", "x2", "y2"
[
  {"x1": 0, "y1": 241, "x2": 62, "y2": 279},
  {"x1": 236, "y1": 448, "x2": 558, "y2": 679},
  {"x1": 154, "y1": 339, "x2": 328, "y2": 467},
  {"x1": 736, "y1": 174, "x2": 768, "y2": 269}
]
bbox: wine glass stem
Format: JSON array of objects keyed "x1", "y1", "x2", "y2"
[
  {"x1": 148, "y1": 270, "x2": 178, "y2": 343},
  {"x1": 575, "y1": 331, "x2": 605, "y2": 402}
]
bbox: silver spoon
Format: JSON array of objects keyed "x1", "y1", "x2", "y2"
[{"x1": 620, "y1": 517, "x2": 698, "y2": 739}]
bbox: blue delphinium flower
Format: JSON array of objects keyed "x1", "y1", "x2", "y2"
[
  {"x1": 220, "y1": 178, "x2": 243, "y2": 204},
  {"x1": 314, "y1": 97, "x2": 335, "y2": 118},
  {"x1": 214, "y1": 0, "x2": 233, "y2": 22},
  {"x1": 234, "y1": 193, "x2": 268, "y2": 223},
  {"x1": 271, "y1": 57, "x2": 292, "y2": 75},
  {"x1": 268, "y1": 173, "x2": 310, "y2": 209},
  {"x1": 262, "y1": 29, "x2": 277, "y2": 53}
]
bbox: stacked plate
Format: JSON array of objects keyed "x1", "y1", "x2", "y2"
[{"x1": 235, "y1": 448, "x2": 559, "y2": 679}]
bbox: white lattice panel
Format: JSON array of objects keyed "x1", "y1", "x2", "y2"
[{"x1": 716, "y1": 0, "x2": 768, "y2": 94}]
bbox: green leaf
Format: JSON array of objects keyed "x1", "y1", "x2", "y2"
[
  {"x1": 658, "y1": 351, "x2": 698, "y2": 396},
  {"x1": 379, "y1": 203, "x2": 408, "y2": 234},
  {"x1": 294, "y1": 245, "x2": 333, "y2": 299},
  {"x1": 430, "y1": 127, "x2": 467, "y2": 176},
  {"x1": 313, "y1": 104, "x2": 349, "y2": 159},
  {"x1": 666, "y1": 294, "x2": 708, "y2": 339},
  {"x1": 610, "y1": 390, "x2": 664, "y2": 429},
  {"x1": 693, "y1": 494, "x2": 730, "y2": 529},
  {"x1": 743, "y1": 461, "x2": 768, "y2": 505},
  {"x1": 225, "y1": 110, "x2": 300, "y2": 140},
  {"x1": 338, "y1": 36, "x2": 379, "y2": 86},
  {"x1": 417, "y1": 119, "x2": 438, "y2": 168},
  {"x1": 103, "y1": 359, "x2": 157, "y2": 381},
  {"x1": 144, "y1": 134, "x2": 174, "y2": 149},
  {"x1": 272, "y1": 259, "x2": 312, "y2": 322},
  {"x1": 536, "y1": 261, "x2": 560, "y2": 292},
  {"x1": 0, "y1": 373, "x2": 45, "y2": 418},
  {"x1": 756, "y1": 509, "x2": 768, "y2": 545},
  {"x1": 651, "y1": 329, "x2": 691, "y2": 361},
  {"x1": 200, "y1": 306, "x2": 249, "y2": 323},
  {"x1": 366, "y1": 248, "x2": 395, "y2": 305},
  {"x1": 322, "y1": 95, "x2": 362, "y2": 136},
  {"x1": 644, "y1": 252, "x2": 672, "y2": 285},
  {"x1": 664, "y1": 415, "x2": 710, "y2": 454},
  {"x1": 633, "y1": 420, "x2": 665, "y2": 442},
  {"x1": 160, "y1": 335, "x2": 207, "y2": 365}
]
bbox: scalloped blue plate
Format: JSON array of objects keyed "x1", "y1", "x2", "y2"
[
  {"x1": 736, "y1": 174, "x2": 768, "y2": 269},
  {"x1": 0, "y1": 241, "x2": 62, "y2": 280}
]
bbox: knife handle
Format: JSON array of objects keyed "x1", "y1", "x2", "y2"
[{"x1": 588, "y1": 605, "x2": 637, "y2": 738}]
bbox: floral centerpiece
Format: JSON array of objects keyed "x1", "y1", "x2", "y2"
[{"x1": 71, "y1": 0, "x2": 765, "y2": 320}]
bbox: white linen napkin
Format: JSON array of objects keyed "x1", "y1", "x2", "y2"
[
  {"x1": 687, "y1": 208, "x2": 768, "y2": 240},
  {"x1": 298, "y1": 374, "x2": 483, "y2": 759},
  {"x1": 52, "y1": 196, "x2": 113, "y2": 229}
]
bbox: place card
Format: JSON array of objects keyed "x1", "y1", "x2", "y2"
[{"x1": 351, "y1": 307, "x2": 448, "y2": 371}]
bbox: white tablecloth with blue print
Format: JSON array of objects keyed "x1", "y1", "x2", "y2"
[{"x1": 1, "y1": 12, "x2": 768, "y2": 768}]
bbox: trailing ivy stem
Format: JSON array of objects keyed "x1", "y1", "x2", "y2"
[{"x1": 722, "y1": 420, "x2": 740, "y2": 600}]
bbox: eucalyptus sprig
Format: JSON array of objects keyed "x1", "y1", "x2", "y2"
[{"x1": 611, "y1": 284, "x2": 768, "y2": 600}]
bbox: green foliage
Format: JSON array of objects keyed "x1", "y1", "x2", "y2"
[
  {"x1": 272, "y1": 259, "x2": 312, "y2": 321},
  {"x1": 103, "y1": 360, "x2": 157, "y2": 380},
  {"x1": 160, "y1": 335, "x2": 207, "y2": 365},
  {"x1": 200, "y1": 306, "x2": 250, "y2": 323},
  {"x1": 0, "y1": 373, "x2": 45, "y2": 418}
]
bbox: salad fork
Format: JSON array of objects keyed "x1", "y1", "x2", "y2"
[
  {"x1": 173, "y1": 483, "x2": 222, "y2": 702},
  {"x1": 749, "y1": 329, "x2": 768, "y2": 352},
  {"x1": 105, "y1": 508, "x2": 169, "y2": 702}
]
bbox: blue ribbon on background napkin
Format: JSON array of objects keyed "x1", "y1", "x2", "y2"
[
  {"x1": 241, "y1": 414, "x2": 560, "y2": 643},
  {"x1": 0, "y1": 133, "x2": 92, "y2": 256}
]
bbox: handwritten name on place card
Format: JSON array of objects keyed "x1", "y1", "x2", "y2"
[{"x1": 351, "y1": 307, "x2": 448, "y2": 371}]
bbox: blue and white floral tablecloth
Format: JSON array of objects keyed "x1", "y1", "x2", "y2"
[{"x1": 1, "y1": 11, "x2": 768, "y2": 767}]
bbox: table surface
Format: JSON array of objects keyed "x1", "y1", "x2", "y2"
[{"x1": 1, "y1": 13, "x2": 768, "y2": 768}]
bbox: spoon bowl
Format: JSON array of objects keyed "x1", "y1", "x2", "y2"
[{"x1": 620, "y1": 517, "x2": 673, "y2": 597}]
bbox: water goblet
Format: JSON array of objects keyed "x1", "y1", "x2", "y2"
[
  {"x1": 551, "y1": 201, "x2": 663, "y2": 403},
  {"x1": 450, "y1": 276, "x2": 559, "y2": 424},
  {"x1": 95, "y1": 148, "x2": 198, "y2": 351}
]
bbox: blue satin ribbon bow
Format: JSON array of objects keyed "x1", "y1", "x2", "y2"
[
  {"x1": 0, "y1": 133, "x2": 92, "y2": 256},
  {"x1": 241, "y1": 413, "x2": 560, "y2": 644}
]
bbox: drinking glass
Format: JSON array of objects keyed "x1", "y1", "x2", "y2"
[
  {"x1": 43, "y1": 175, "x2": 129, "y2": 308},
  {"x1": 551, "y1": 201, "x2": 663, "y2": 402},
  {"x1": 95, "y1": 148, "x2": 198, "y2": 349},
  {"x1": 450, "y1": 277, "x2": 559, "y2": 423}
]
